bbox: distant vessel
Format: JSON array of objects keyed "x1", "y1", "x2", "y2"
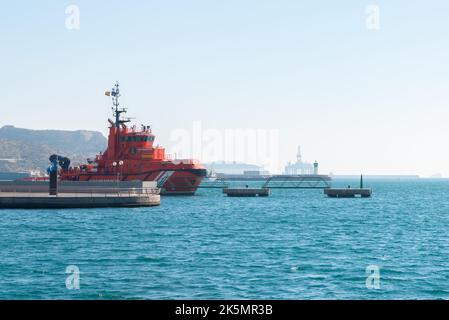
[
  {"x1": 204, "y1": 161, "x2": 262, "y2": 175},
  {"x1": 203, "y1": 169, "x2": 218, "y2": 181},
  {"x1": 59, "y1": 82, "x2": 207, "y2": 195},
  {"x1": 203, "y1": 162, "x2": 270, "y2": 181},
  {"x1": 0, "y1": 170, "x2": 42, "y2": 181},
  {"x1": 0, "y1": 171, "x2": 30, "y2": 181}
]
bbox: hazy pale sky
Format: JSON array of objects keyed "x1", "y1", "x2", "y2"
[{"x1": 1, "y1": 1, "x2": 449, "y2": 176}]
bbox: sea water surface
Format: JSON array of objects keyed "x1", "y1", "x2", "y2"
[{"x1": 1, "y1": 179, "x2": 449, "y2": 300}]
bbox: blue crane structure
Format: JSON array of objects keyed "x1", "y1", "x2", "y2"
[{"x1": 47, "y1": 154, "x2": 70, "y2": 195}]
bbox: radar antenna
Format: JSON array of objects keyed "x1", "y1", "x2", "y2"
[{"x1": 107, "y1": 82, "x2": 131, "y2": 127}]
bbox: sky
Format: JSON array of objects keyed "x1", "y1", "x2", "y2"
[{"x1": 1, "y1": 1, "x2": 449, "y2": 176}]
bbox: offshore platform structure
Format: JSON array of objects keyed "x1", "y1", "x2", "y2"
[
  {"x1": 261, "y1": 146, "x2": 330, "y2": 189},
  {"x1": 284, "y1": 146, "x2": 317, "y2": 175}
]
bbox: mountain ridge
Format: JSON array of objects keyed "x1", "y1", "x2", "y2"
[{"x1": 0, "y1": 125, "x2": 107, "y2": 173}]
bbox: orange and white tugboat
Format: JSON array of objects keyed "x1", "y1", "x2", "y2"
[{"x1": 60, "y1": 82, "x2": 207, "y2": 195}]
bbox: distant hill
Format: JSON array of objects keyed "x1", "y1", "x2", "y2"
[{"x1": 0, "y1": 125, "x2": 107, "y2": 173}]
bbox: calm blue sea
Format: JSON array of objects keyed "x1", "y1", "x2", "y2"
[{"x1": 1, "y1": 179, "x2": 449, "y2": 300}]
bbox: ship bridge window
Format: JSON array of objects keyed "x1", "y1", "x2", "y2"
[
  {"x1": 138, "y1": 136, "x2": 154, "y2": 142},
  {"x1": 124, "y1": 136, "x2": 154, "y2": 142}
]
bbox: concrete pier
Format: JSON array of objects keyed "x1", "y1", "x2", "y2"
[
  {"x1": 223, "y1": 188, "x2": 270, "y2": 197},
  {"x1": 0, "y1": 180, "x2": 161, "y2": 209},
  {"x1": 0, "y1": 191, "x2": 160, "y2": 209},
  {"x1": 324, "y1": 188, "x2": 372, "y2": 198}
]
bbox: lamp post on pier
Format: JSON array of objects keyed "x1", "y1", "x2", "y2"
[
  {"x1": 118, "y1": 161, "x2": 124, "y2": 184},
  {"x1": 112, "y1": 161, "x2": 118, "y2": 188}
]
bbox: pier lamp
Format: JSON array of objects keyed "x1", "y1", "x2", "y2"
[
  {"x1": 112, "y1": 161, "x2": 118, "y2": 186},
  {"x1": 118, "y1": 161, "x2": 124, "y2": 179}
]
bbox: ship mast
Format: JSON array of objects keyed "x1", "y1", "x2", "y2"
[
  {"x1": 108, "y1": 82, "x2": 130, "y2": 158},
  {"x1": 110, "y1": 82, "x2": 130, "y2": 127}
]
